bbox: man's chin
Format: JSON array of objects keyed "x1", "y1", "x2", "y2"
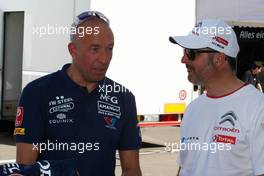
[
  {"x1": 92, "y1": 75, "x2": 106, "y2": 82},
  {"x1": 188, "y1": 75, "x2": 198, "y2": 84}
]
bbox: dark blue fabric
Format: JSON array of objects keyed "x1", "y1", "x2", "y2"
[
  {"x1": 0, "y1": 160, "x2": 78, "y2": 176},
  {"x1": 15, "y1": 64, "x2": 142, "y2": 176},
  {"x1": 0, "y1": 163, "x2": 23, "y2": 176}
]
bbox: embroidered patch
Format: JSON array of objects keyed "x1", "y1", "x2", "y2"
[
  {"x1": 15, "y1": 107, "x2": 24, "y2": 127},
  {"x1": 104, "y1": 116, "x2": 117, "y2": 130}
]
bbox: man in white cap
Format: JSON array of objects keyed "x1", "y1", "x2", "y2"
[{"x1": 169, "y1": 19, "x2": 264, "y2": 176}]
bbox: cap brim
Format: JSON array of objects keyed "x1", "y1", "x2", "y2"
[{"x1": 169, "y1": 35, "x2": 208, "y2": 49}]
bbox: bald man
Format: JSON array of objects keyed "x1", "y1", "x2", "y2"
[{"x1": 15, "y1": 11, "x2": 142, "y2": 176}]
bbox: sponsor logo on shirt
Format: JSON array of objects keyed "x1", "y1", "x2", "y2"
[
  {"x1": 49, "y1": 113, "x2": 73, "y2": 124},
  {"x1": 97, "y1": 93, "x2": 121, "y2": 129},
  {"x1": 213, "y1": 111, "x2": 240, "y2": 134},
  {"x1": 48, "y1": 96, "x2": 74, "y2": 124},
  {"x1": 98, "y1": 100, "x2": 121, "y2": 117},
  {"x1": 15, "y1": 107, "x2": 24, "y2": 127},
  {"x1": 214, "y1": 126, "x2": 240, "y2": 133},
  {"x1": 99, "y1": 93, "x2": 118, "y2": 104},
  {"x1": 213, "y1": 134, "x2": 236, "y2": 144},
  {"x1": 219, "y1": 111, "x2": 237, "y2": 127},
  {"x1": 104, "y1": 116, "x2": 117, "y2": 130},
  {"x1": 212, "y1": 111, "x2": 240, "y2": 145},
  {"x1": 181, "y1": 136, "x2": 199, "y2": 143},
  {"x1": 48, "y1": 96, "x2": 75, "y2": 113},
  {"x1": 56, "y1": 113, "x2": 66, "y2": 119},
  {"x1": 14, "y1": 128, "x2": 25, "y2": 135},
  {"x1": 49, "y1": 102, "x2": 74, "y2": 114}
]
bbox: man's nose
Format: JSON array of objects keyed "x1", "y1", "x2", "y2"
[{"x1": 181, "y1": 54, "x2": 189, "y2": 64}]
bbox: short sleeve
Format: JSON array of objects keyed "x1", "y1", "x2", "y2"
[
  {"x1": 117, "y1": 93, "x2": 142, "y2": 150},
  {"x1": 15, "y1": 83, "x2": 45, "y2": 144},
  {"x1": 250, "y1": 107, "x2": 264, "y2": 175}
]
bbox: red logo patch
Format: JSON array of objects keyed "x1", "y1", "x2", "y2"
[
  {"x1": 214, "y1": 36, "x2": 229, "y2": 46},
  {"x1": 15, "y1": 107, "x2": 24, "y2": 126},
  {"x1": 105, "y1": 117, "x2": 111, "y2": 125},
  {"x1": 214, "y1": 134, "x2": 236, "y2": 144}
]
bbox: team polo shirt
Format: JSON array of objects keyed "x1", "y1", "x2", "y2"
[
  {"x1": 178, "y1": 84, "x2": 264, "y2": 176},
  {"x1": 15, "y1": 64, "x2": 142, "y2": 176}
]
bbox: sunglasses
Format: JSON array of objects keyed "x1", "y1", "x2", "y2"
[
  {"x1": 73, "y1": 11, "x2": 110, "y2": 27},
  {"x1": 184, "y1": 49, "x2": 219, "y2": 61}
]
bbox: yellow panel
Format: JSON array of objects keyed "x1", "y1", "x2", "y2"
[{"x1": 164, "y1": 103, "x2": 186, "y2": 114}]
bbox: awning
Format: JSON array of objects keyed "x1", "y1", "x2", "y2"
[{"x1": 234, "y1": 26, "x2": 264, "y2": 42}]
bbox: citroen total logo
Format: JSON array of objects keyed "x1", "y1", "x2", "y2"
[{"x1": 219, "y1": 111, "x2": 237, "y2": 127}]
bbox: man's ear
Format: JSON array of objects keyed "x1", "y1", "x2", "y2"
[
  {"x1": 68, "y1": 42, "x2": 78, "y2": 59},
  {"x1": 213, "y1": 53, "x2": 226, "y2": 68}
]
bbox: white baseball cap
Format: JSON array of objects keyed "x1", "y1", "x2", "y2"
[{"x1": 169, "y1": 19, "x2": 239, "y2": 58}]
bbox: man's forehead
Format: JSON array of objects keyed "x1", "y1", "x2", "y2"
[
  {"x1": 77, "y1": 35, "x2": 114, "y2": 46},
  {"x1": 75, "y1": 22, "x2": 114, "y2": 42}
]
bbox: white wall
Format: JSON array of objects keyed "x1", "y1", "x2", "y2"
[{"x1": 91, "y1": 0, "x2": 196, "y2": 114}]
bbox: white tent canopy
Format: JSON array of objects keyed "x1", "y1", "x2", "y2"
[{"x1": 196, "y1": 0, "x2": 264, "y2": 27}]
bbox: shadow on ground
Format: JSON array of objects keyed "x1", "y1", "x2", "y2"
[{"x1": 0, "y1": 120, "x2": 15, "y2": 146}]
